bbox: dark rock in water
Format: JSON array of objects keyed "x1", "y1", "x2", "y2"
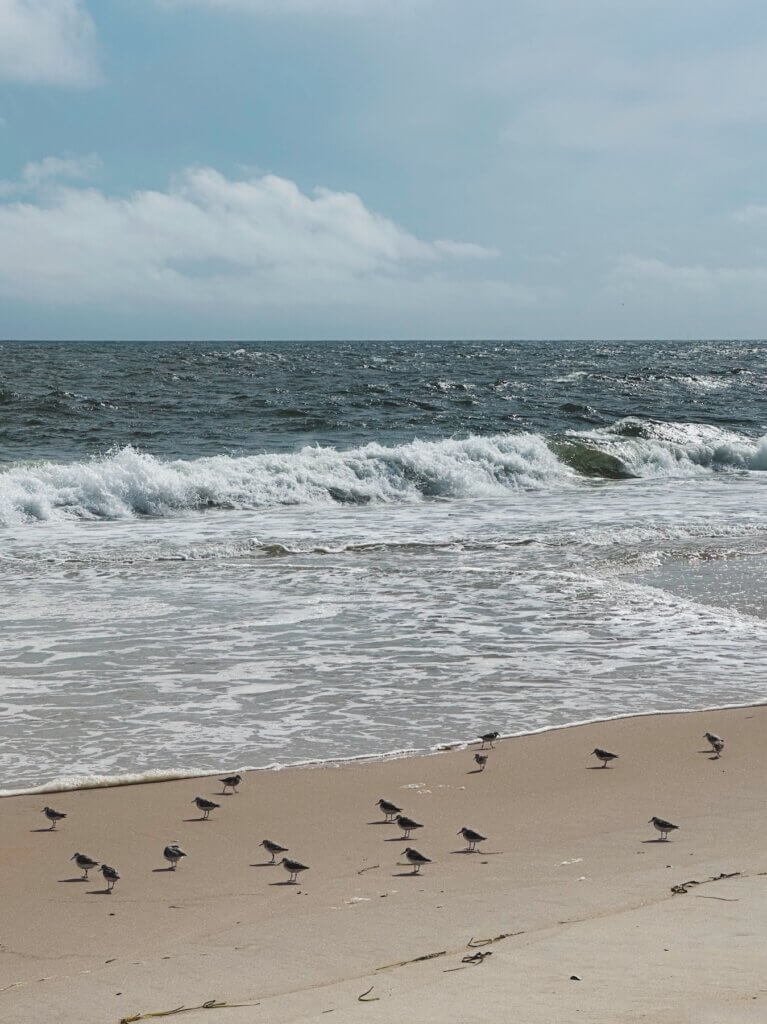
[{"x1": 550, "y1": 439, "x2": 635, "y2": 480}]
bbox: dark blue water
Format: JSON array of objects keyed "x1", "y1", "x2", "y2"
[{"x1": 1, "y1": 340, "x2": 764, "y2": 465}]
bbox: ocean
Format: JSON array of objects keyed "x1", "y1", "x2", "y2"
[{"x1": 2, "y1": 339, "x2": 766, "y2": 792}]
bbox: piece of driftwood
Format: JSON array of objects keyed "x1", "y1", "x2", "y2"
[
  {"x1": 119, "y1": 999, "x2": 260, "y2": 1022},
  {"x1": 357, "y1": 987, "x2": 379, "y2": 1002},
  {"x1": 467, "y1": 930, "x2": 524, "y2": 947},
  {"x1": 376, "y1": 950, "x2": 447, "y2": 971},
  {"x1": 444, "y1": 951, "x2": 494, "y2": 972},
  {"x1": 357, "y1": 865, "x2": 379, "y2": 875},
  {"x1": 670, "y1": 871, "x2": 741, "y2": 895},
  {"x1": 462, "y1": 951, "x2": 492, "y2": 964}
]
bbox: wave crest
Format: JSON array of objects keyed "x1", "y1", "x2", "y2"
[{"x1": 1, "y1": 422, "x2": 765, "y2": 526}]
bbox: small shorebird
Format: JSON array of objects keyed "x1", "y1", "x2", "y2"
[
  {"x1": 458, "y1": 827, "x2": 487, "y2": 852},
  {"x1": 376, "y1": 798, "x2": 402, "y2": 822},
  {"x1": 260, "y1": 839, "x2": 289, "y2": 863},
  {"x1": 479, "y1": 731, "x2": 499, "y2": 749},
  {"x1": 163, "y1": 844, "x2": 187, "y2": 870},
  {"x1": 219, "y1": 774, "x2": 242, "y2": 794},
  {"x1": 403, "y1": 847, "x2": 431, "y2": 874},
  {"x1": 592, "y1": 748, "x2": 618, "y2": 768},
  {"x1": 42, "y1": 806, "x2": 67, "y2": 830},
  {"x1": 191, "y1": 796, "x2": 220, "y2": 820},
  {"x1": 71, "y1": 852, "x2": 98, "y2": 879},
  {"x1": 100, "y1": 864, "x2": 120, "y2": 892},
  {"x1": 704, "y1": 732, "x2": 724, "y2": 757},
  {"x1": 280, "y1": 857, "x2": 309, "y2": 883},
  {"x1": 648, "y1": 816, "x2": 679, "y2": 841},
  {"x1": 474, "y1": 753, "x2": 488, "y2": 771},
  {"x1": 395, "y1": 815, "x2": 423, "y2": 840}
]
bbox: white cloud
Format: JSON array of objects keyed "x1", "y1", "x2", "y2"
[
  {"x1": 157, "y1": 0, "x2": 413, "y2": 13},
  {"x1": 612, "y1": 255, "x2": 767, "y2": 294},
  {"x1": 0, "y1": 165, "x2": 518, "y2": 316},
  {"x1": 733, "y1": 205, "x2": 767, "y2": 224},
  {"x1": 484, "y1": 20, "x2": 767, "y2": 152},
  {"x1": 0, "y1": 153, "x2": 100, "y2": 197},
  {"x1": 0, "y1": 0, "x2": 99, "y2": 86}
]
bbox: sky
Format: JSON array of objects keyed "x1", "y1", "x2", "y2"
[{"x1": 0, "y1": 0, "x2": 766, "y2": 340}]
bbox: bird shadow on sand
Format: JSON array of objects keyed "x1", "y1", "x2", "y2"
[
  {"x1": 182, "y1": 817, "x2": 211, "y2": 823},
  {"x1": 216, "y1": 791, "x2": 235, "y2": 797},
  {"x1": 269, "y1": 880, "x2": 298, "y2": 886},
  {"x1": 383, "y1": 836, "x2": 411, "y2": 842},
  {"x1": 367, "y1": 820, "x2": 394, "y2": 826},
  {"x1": 641, "y1": 839, "x2": 672, "y2": 844},
  {"x1": 152, "y1": 867, "x2": 176, "y2": 873},
  {"x1": 87, "y1": 888, "x2": 113, "y2": 896},
  {"x1": 30, "y1": 827, "x2": 58, "y2": 833},
  {"x1": 250, "y1": 861, "x2": 278, "y2": 867},
  {"x1": 58, "y1": 877, "x2": 88, "y2": 883},
  {"x1": 392, "y1": 870, "x2": 421, "y2": 877},
  {"x1": 585, "y1": 766, "x2": 612, "y2": 770},
  {"x1": 466, "y1": 769, "x2": 485, "y2": 775}
]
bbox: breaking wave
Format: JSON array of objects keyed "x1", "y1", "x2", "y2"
[{"x1": 1, "y1": 420, "x2": 766, "y2": 526}]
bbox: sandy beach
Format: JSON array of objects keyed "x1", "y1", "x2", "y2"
[{"x1": 2, "y1": 705, "x2": 766, "y2": 1024}]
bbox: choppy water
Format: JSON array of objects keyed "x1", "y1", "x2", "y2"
[{"x1": 2, "y1": 340, "x2": 766, "y2": 791}]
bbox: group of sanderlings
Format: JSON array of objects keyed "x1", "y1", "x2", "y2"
[
  {"x1": 374, "y1": 796, "x2": 488, "y2": 874},
  {"x1": 40, "y1": 773, "x2": 308, "y2": 891},
  {"x1": 590, "y1": 730, "x2": 725, "y2": 840},
  {"x1": 37, "y1": 728, "x2": 726, "y2": 891}
]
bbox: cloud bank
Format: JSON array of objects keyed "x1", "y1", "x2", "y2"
[
  {"x1": 0, "y1": 164, "x2": 516, "y2": 320},
  {"x1": 0, "y1": 0, "x2": 99, "y2": 86}
]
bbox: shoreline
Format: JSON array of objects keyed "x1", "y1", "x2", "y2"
[
  {"x1": 4, "y1": 696, "x2": 766, "y2": 798},
  {"x1": 3, "y1": 703, "x2": 767, "y2": 1023}
]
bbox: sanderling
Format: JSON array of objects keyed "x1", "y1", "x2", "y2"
[
  {"x1": 280, "y1": 857, "x2": 309, "y2": 883},
  {"x1": 704, "y1": 732, "x2": 724, "y2": 757},
  {"x1": 71, "y1": 852, "x2": 99, "y2": 879},
  {"x1": 260, "y1": 839, "x2": 289, "y2": 863},
  {"x1": 395, "y1": 815, "x2": 423, "y2": 840},
  {"x1": 376, "y1": 798, "x2": 402, "y2": 822},
  {"x1": 42, "y1": 806, "x2": 67, "y2": 830},
  {"x1": 402, "y1": 847, "x2": 431, "y2": 874},
  {"x1": 648, "y1": 816, "x2": 679, "y2": 841},
  {"x1": 219, "y1": 774, "x2": 242, "y2": 794},
  {"x1": 458, "y1": 827, "x2": 487, "y2": 852},
  {"x1": 592, "y1": 748, "x2": 618, "y2": 768},
  {"x1": 474, "y1": 753, "x2": 488, "y2": 771},
  {"x1": 100, "y1": 864, "x2": 120, "y2": 892},
  {"x1": 191, "y1": 796, "x2": 220, "y2": 820},
  {"x1": 163, "y1": 844, "x2": 187, "y2": 870},
  {"x1": 479, "y1": 732, "x2": 499, "y2": 749}
]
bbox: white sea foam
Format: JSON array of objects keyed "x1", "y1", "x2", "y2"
[{"x1": 1, "y1": 422, "x2": 766, "y2": 527}]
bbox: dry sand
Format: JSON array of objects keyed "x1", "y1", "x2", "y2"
[{"x1": 1, "y1": 706, "x2": 766, "y2": 1023}]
